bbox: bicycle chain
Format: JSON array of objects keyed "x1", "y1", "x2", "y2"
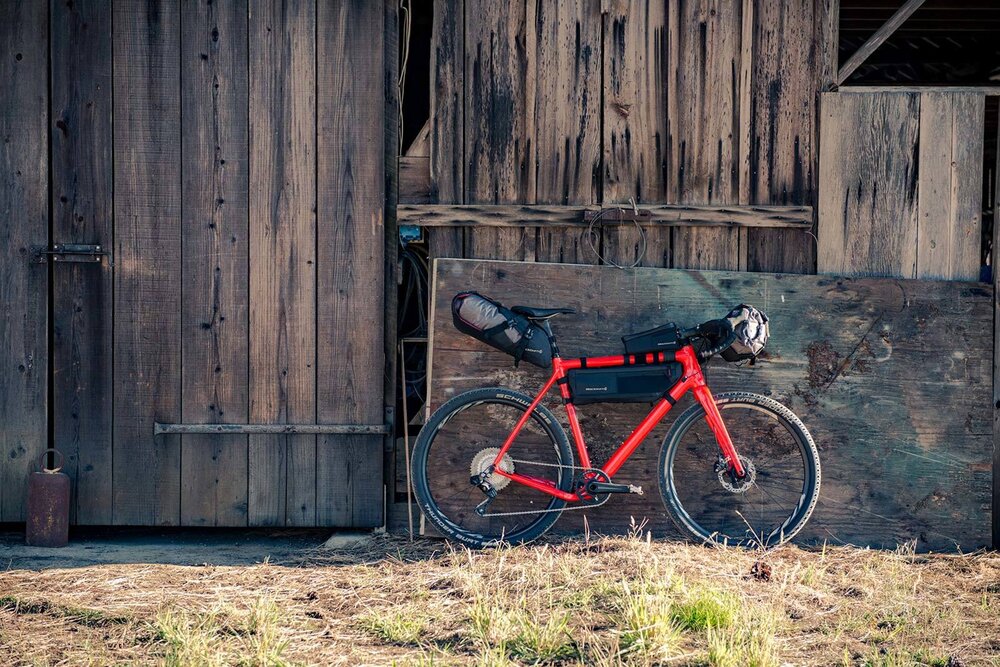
[{"x1": 475, "y1": 459, "x2": 611, "y2": 517}]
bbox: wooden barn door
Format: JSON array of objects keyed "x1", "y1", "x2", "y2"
[{"x1": 0, "y1": 0, "x2": 392, "y2": 528}]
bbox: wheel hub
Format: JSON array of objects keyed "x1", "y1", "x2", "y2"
[
  {"x1": 469, "y1": 447, "x2": 515, "y2": 491},
  {"x1": 718, "y1": 455, "x2": 756, "y2": 493}
]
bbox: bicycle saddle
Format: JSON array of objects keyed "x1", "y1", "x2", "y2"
[{"x1": 511, "y1": 305, "x2": 576, "y2": 320}]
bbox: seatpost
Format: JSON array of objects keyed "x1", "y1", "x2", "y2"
[{"x1": 539, "y1": 320, "x2": 560, "y2": 358}]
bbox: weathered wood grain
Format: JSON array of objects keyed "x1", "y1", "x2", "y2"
[
  {"x1": 668, "y1": 0, "x2": 744, "y2": 270},
  {"x1": 112, "y1": 0, "x2": 182, "y2": 525},
  {"x1": 180, "y1": 0, "x2": 250, "y2": 527},
  {"x1": 428, "y1": 0, "x2": 464, "y2": 258},
  {"x1": 400, "y1": 156, "x2": 432, "y2": 204},
  {"x1": 0, "y1": 1, "x2": 48, "y2": 522},
  {"x1": 916, "y1": 92, "x2": 984, "y2": 281},
  {"x1": 400, "y1": 204, "x2": 813, "y2": 228},
  {"x1": 993, "y1": 100, "x2": 1000, "y2": 549},
  {"x1": 428, "y1": 259, "x2": 993, "y2": 550},
  {"x1": 384, "y1": 0, "x2": 401, "y2": 532},
  {"x1": 248, "y1": 0, "x2": 317, "y2": 527},
  {"x1": 464, "y1": 0, "x2": 531, "y2": 260},
  {"x1": 528, "y1": 0, "x2": 602, "y2": 264},
  {"x1": 817, "y1": 92, "x2": 921, "y2": 278},
  {"x1": 603, "y1": 0, "x2": 669, "y2": 267},
  {"x1": 316, "y1": 0, "x2": 385, "y2": 528},
  {"x1": 744, "y1": 0, "x2": 837, "y2": 274},
  {"x1": 50, "y1": 0, "x2": 113, "y2": 524}
]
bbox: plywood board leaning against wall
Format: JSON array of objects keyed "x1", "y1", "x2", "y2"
[{"x1": 427, "y1": 259, "x2": 992, "y2": 551}]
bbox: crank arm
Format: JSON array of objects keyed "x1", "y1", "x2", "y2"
[{"x1": 586, "y1": 481, "x2": 644, "y2": 495}]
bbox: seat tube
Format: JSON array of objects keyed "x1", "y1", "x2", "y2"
[{"x1": 693, "y1": 384, "x2": 746, "y2": 477}]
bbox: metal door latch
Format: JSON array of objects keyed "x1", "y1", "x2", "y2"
[{"x1": 33, "y1": 243, "x2": 109, "y2": 264}]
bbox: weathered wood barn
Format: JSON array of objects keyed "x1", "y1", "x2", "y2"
[{"x1": 2, "y1": 0, "x2": 999, "y2": 549}]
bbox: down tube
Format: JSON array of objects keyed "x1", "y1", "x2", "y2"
[{"x1": 602, "y1": 397, "x2": 676, "y2": 477}]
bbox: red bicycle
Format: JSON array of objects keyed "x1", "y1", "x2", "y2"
[{"x1": 412, "y1": 299, "x2": 820, "y2": 548}]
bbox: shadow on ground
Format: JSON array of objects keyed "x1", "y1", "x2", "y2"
[{"x1": 0, "y1": 527, "x2": 351, "y2": 570}]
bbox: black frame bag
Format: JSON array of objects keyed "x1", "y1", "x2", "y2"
[
  {"x1": 567, "y1": 364, "x2": 682, "y2": 405},
  {"x1": 451, "y1": 292, "x2": 553, "y2": 368}
]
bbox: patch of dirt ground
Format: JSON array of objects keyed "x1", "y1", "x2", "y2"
[{"x1": 1, "y1": 534, "x2": 999, "y2": 666}]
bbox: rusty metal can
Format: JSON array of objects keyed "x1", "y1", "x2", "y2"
[{"x1": 26, "y1": 449, "x2": 70, "y2": 547}]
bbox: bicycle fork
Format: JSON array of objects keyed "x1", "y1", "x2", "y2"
[{"x1": 693, "y1": 384, "x2": 747, "y2": 479}]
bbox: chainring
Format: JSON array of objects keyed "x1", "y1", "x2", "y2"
[{"x1": 574, "y1": 469, "x2": 611, "y2": 505}]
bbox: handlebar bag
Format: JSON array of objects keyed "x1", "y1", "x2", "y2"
[
  {"x1": 451, "y1": 291, "x2": 553, "y2": 368},
  {"x1": 621, "y1": 323, "x2": 681, "y2": 355},
  {"x1": 720, "y1": 304, "x2": 769, "y2": 363},
  {"x1": 568, "y1": 363, "x2": 682, "y2": 405}
]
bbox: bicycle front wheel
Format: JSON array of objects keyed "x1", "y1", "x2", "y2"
[
  {"x1": 411, "y1": 387, "x2": 574, "y2": 548},
  {"x1": 659, "y1": 392, "x2": 820, "y2": 547}
]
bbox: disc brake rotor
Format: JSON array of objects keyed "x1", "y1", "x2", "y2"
[
  {"x1": 470, "y1": 447, "x2": 515, "y2": 491},
  {"x1": 718, "y1": 455, "x2": 756, "y2": 493}
]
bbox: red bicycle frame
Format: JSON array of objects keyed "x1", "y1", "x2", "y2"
[{"x1": 490, "y1": 344, "x2": 745, "y2": 502}]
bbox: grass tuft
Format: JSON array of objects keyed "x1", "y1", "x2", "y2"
[
  {"x1": 613, "y1": 579, "x2": 684, "y2": 662},
  {"x1": 670, "y1": 588, "x2": 739, "y2": 631},
  {"x1": 152, "y1": 597, "x2": 290, "y2": 667},
  {"x1": 359, "y1": 608, "x2": 429, "y2": 646},
  {"x1": 706, "y1": 605, "x2": 780, "y2": 667}
]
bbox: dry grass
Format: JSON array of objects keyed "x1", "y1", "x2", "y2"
[{"x1": 1, "y1": 533, "x2": 998, "y2": 666}]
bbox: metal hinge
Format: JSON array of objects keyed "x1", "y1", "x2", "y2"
[{"x1": 33, "y1": 243, "x2": 109, "y2": 264}]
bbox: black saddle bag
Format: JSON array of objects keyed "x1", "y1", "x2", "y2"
[
  {"x1": 451, "y1": 291, "x2": 553, "y2": 368},
  {"x1": 567, "y1": 363, "x2": 682, "y2": 405},
  {"x1": 621, "y1": 322, "x2": 681, "y2": 355}
]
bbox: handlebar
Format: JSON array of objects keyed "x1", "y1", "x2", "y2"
[{"x1": 678, "y1": 318, "x2": 737, "y2": 360}]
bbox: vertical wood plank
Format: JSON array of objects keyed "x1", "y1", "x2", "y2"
[
  {"x1": 463, "y1": 0, "x2": 533, "y2": 260},
  {"x1": 744, "y1": 0, "x2": 836, "y2": 274},
  {"x1": 180, "y1": 0, "x2": 250, "y2": 526},
  {"x1": 383, "y1": 0, "x2": 400, "y2": 530},
  {"x1": 428, "y1": 0, "x2": 464, "y2": 258},
  {"x1": 602, "y1": 0, "x2": 669, "y2": 267},
  {"x1": 50, "y1": 0, "x2": 113, "y2": 524},
  {"x1": 248, "y1": 0, "x2": 317, "y2": 526},
  {"x1": 994, "y1": 100, "x2": 1000, "y2": 549},
  {"x1": 668, "y1": 0, "x2": 744, "y2": 270},
  {"x1": 316, "y1": 0, "x2": 385, "y2": 528},
  {"x1": 817, "y1": 92, "x2": 921, "y2": 278},
  {"x1": 916, "y1": 92, "x2": 984, "y2": 282},
  {"x1": 529, "y1": 0, "x2": 601, "y2": 265},
  {"x1": 0, "y1": 1, "x2": 48, "y2": 522},
  {"x1": 112, "y1": 0, "x2": 183, "y2": 525}
]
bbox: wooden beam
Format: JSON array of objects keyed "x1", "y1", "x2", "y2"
[
  {"x1": 399, "y1": 204, "x2": 814, "y2": 229},
  {"x1": 840, "y1": 86, "x2": 1000, "y2": 95},
  {"x1": 404, "y1": 119, "x2": 430, "y2": 157},
  {"x1": 836, "y1": 0, "x2": 926, "y2": 85}
]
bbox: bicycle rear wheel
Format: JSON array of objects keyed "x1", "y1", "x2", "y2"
[
  {"x1": 411, "y1": 387, "x2": 574, "y2": 548},
  {"x1": 658, "y1": 392, "x2": 820, "y2": 547}
]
